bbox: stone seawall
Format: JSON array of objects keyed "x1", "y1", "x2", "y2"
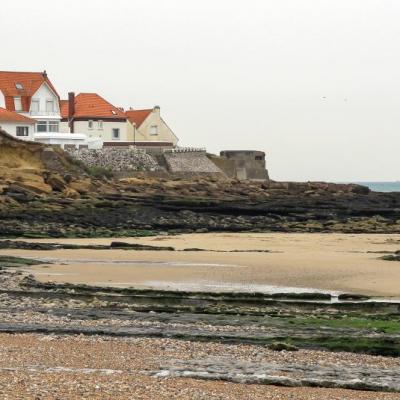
[
  {"x1": 164, "y1": 151, "x2": 224, "y2": 175},
  {"x1": 67, "y1": 147, "x2": 230, "y2": 179},
  {"x1": 67, "y1": 148, "x2": 160, "y2": 172}
]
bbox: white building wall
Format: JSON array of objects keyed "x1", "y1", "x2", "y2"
[
  {"x1": 0, "y1": 122, "x2": 34, "y2": 141},
  {"x1": 0, "y1": 93, "x2": 5, "y2": 108},
  {"x1": 60, "y1": 121, "x2": 70, "y2": 133},
  {"x1": 73, "y1": 120, "x2": 129, "y2": 141},
  {"x1": 17, "y1": 83, "x2": 61, "y2": 134},
  {"x1": 28, "y1": 83, "x2": 60, "y2": 116}
]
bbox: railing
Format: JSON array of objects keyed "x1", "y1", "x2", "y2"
[
  {"x1": 164, "y1": 147, "x2": 206, "y2": 153},
  {"x1": 29, "y1": 111, "x2": 60, "y2": 116}
]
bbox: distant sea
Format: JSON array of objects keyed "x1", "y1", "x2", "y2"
[{"x1": 353, "y1": 182, "x2": 400, "y2": 192}]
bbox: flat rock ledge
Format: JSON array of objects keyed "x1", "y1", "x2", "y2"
[{"x1": 151, "y1": 357, "x2": 400, "y2": 392}]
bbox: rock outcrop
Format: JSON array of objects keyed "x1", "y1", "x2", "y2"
[{"x1": 0, "y1": 129, "x2": 93, "y2": 199}]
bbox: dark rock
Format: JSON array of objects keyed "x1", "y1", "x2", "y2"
[
  {"x1": 338, "y1": 293, "x2": 371, "y2": 301},
  {"x1": 110, "y1": 241, "x2": 175, "y2": 251},
  {"x1": 268, "y1": 342, "x2": 299, "y2": 352},
  {"x1": 45, "y1": 174, "x2": 67, "y2": 192}
]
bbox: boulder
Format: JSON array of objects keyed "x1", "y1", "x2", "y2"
[
  {"x1": 46, "y1": 174, "x2": 67, "y2": 192},
  {"x1": 62, "y1": 188, "x2": 80, "y2": 199},
  {"x1": 70, "y1": 179, "x2": 93, "y2": 194},
  {"x1": 7, "y1": 181, "x2": 52, "y2": 196}
]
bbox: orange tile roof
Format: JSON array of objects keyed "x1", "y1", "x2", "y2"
[
  {"x1": 0, "y1": 71, "x2": 60, "y2": 112},
  {"x1": 125, "y1": 109, "x2": 153, "y2": 127},
  {"x1": 61, "y1": 93, "x2": 127, "y2": 119},
  {"x1": 0, "y1": 107, "x2": 36, "y2": 124},
  {"x1": 60, "y1": 100, "x2": 69, "y2": 118}
]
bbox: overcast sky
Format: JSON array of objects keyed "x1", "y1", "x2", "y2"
[{"x1": 2, "y1": 0, "x2": 400, "y2": 181}]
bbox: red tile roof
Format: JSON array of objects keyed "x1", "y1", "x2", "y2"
[
  {"x1": 0, "y1": 71, "x2": 60, "y2": 112},
  {"x1": 61, "y1": 93, "x2": 127, "y2": 119},
  {"x1": 59, "y1": 100, "x2": 68, "y2": 117},
  {"x1": 125, "y1": 109, "x2": 153, "y2": 127},
  {"x1": 0, "y1": 107, "x2": 36, "y2": 124}
]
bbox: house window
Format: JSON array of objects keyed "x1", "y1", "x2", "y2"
[
  {"x1": 35, "y1": 121, "x2": 59, "y2": 133},
  {"x1": 36, "y1": 121, "x2": 47, "y2": 132},
  {"x1": 16, "y1": 126, "x2": 29, "y2": 136},
  {"x1": 15, "y1": 83, "x2": 24, "y2": 90},
  {"x1": 46, "y1": 99, "x2": 54, "y2": 112},
  {"x1": 49, "y1": 121, "x2": 59, "y2": 132},
  {"x1": 150, "y1": 125, "x2": 158, "y2": 135},
  {"x1": 88, "y1": 120, "x2": 94, "y2": 130},
  {"x1": 31, "y1": 99, "x2": 40, "y2": 113},
  {"x1": 255, "y1": 156, "x2": 264, "y2": 161},
  {"x1": 14, "y1": 97, "x2": 22, "y2": 111},
  {"x1": 98, "y1": 120, "x2": 103, "y2": 130},
  {"x1": 112, "y1": 128, "x2": 120, "y2": 140}
]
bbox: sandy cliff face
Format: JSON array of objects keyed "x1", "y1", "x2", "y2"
[{"x1": 0, "y1": 129, "x2": 89, "y2": 199}]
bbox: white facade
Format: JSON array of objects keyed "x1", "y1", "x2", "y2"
[
  {"x1": 18, "y1": 82, "x2": 62, "y2": 134},
  {"x1": 61, "y1": 120, "x2": 130, "y2": 142},
  {"x1": 0, "y1": 93, "x2": 5, "y2": 109},
  {"x1": 0, "y1": 121, "x2": 34, "y2": 141}
]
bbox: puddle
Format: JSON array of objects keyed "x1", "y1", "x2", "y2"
[
  {"x1": 141, "y1": 280, "x2": 340, "y2": 295},
  {"x1": 32, "y1": 258, "x2": 245, "y2": 268}
]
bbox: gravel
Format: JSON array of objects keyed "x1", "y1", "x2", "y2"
[{"x1": 0, "y1": 334, "x2": 399, "y2": 399}]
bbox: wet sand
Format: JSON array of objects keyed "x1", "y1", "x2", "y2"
[{"x1": 2, "y1": 233, "x2": 400, "y2": 296}]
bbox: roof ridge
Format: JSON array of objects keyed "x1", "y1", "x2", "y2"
[{"x1": 0, "y1": 71, "x2": 45, "y2": 74}]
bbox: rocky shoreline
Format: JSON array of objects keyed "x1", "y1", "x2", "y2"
[{"x1": 2, "y1": 177, "x2": 400, "y2": 238}]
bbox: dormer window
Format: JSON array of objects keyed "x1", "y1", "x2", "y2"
[
  {"x1": 31, "y1": 99, "x2": 40, "y2": 113},
  {"x1": 14, "y1": 97, "x2": 22, "y2": 111},
  {"x1": 46, "y1": 99, "x2": 54, "y2": 112},
  {"x1": 15, "y1": 83, "x2": 23, "y2": 90},
  {"x1": 111, "y1": 110, "x2": 117, "y2": 115}
]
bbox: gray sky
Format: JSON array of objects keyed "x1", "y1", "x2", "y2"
[{"x1": 2, "y1": 0, "x2": 400, "y2": 181}]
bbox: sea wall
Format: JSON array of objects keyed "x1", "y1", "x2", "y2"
[
  {"x1": 67, "y1": 148, "x2": 160, "y2": 172},
  {"x1": 163, "y1": 151, "x2": 225, "y2": 178}
]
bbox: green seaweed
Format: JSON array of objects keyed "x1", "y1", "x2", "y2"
[
  {"x1": 287, "y1": 316, "x2": 400, "y2": 333},
  {"x1": 0, "y1": 255, "x2": 45, "y2": 268}
]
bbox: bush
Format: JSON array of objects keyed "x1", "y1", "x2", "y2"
[{"x1": 86, "y1": 166, "x2": 114, "y2": 179}]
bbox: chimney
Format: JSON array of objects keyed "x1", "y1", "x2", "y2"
[
  {"x1": 153, "y1": 105, "x2": 160, "y2": 115},
  {"x1": 42, "y1": 70, "x2": 47, "y2": 78},
  {"x1": 68, "y1": 92, "x2": 75, "y2": 133}
]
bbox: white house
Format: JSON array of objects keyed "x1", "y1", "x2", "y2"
[
  {"x1": 0, "y1": 71, "x2": 61, "y2": 132},
  {"x1": 60, "y1": 92, "x2": 129, "y2": 145},
  {"x1": 0, "y1": 107, "x2": 35, "y2": 141},
  {"x1": 0, "y1": 71, "x2": 89, "y2": 149}
]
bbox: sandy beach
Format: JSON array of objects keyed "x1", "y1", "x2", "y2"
[{"x1": 3, "y1": 232, "x2": 400, "y2": 296}]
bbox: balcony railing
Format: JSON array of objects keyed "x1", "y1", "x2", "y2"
[{"x1": 29, "y1": 110, "x2": 60, "y2": 116}]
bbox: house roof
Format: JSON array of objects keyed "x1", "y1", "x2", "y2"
[
  {"x1": 0, "y1": 71, "x2": 60, "y2": 101},
  {"x1": 125, "y1": 109, "x2": 153, "y2": 127},
  {"x1": 60, "y1": 93, "x2": 127, "y2": 119},
  {"x1": 0, "y1": 107, "x2": 36, "y2": 124}
]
